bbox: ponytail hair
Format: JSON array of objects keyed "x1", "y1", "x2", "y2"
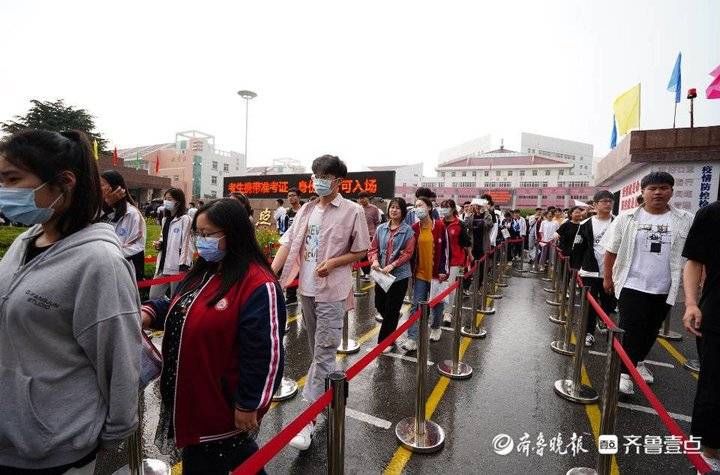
[{"x1": 0, "y1": 129, "x2": 102, "y2": 237}]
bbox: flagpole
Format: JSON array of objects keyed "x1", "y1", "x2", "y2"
[{"x1": 673, "y1": 102, "x2": 677, "y2": 129}]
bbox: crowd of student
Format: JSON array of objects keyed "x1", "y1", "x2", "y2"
[{"x1": 0, "y1": 129, "x2": 717, "y2": 473}]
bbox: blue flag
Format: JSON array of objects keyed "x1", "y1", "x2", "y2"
[
  {"x1": 667, "y1": 52, "x2": 682, "y2": 103},
  {"x1": 610, "y1": 115, "x2": 617, "y2": 149}
]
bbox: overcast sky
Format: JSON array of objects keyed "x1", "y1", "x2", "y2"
[{"x1": 1, "y1": 1, "x2": 719, "y2": 175}]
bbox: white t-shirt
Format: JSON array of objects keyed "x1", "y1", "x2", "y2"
[
  {"x1": 624, "y1": 208, "x2": 672, "y2": 295},
  {"x1": 579, "y1": 216, "x2": 612, "y2": 278},
  {"x1": 539, "y1": 220, "x2": 557, "y2": 246},
  {"x1": 298, "y1": 206, "x2": 324, "y2": 297}
]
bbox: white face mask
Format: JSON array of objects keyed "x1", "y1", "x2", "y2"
[
  {"x1": 163, "y1": 200, "x2": 176, "y2": 212},
  {"x1": 415, "y1": 208, "x2": 429, "y2": 220}
]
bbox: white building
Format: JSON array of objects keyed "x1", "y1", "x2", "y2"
[
  {"x1": 367, "y1": 163, "x2": 423, "y2": 187},
  {"x1": 245, "y1": 157, "x2": 306, "y2": 176},
  {"x1": 119, "y1": 130, "x2": 245, "y2": 200},
  {"x1": 438, "y1": 135, "x2": 493, "y2": 163},
  {"x1": 436, "y1": 145, "x2": 583, "y2": 189},
  {"x1": 521, "y1": 132, "x2": 594, "y2": 181}
]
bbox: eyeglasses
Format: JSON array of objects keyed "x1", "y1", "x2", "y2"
[
  {"x1": 192, "y1": 230, "x2": 224, "y2": 239},
  {"x1": 597, "y1": 199, "x2": 613, "y2": 204}
]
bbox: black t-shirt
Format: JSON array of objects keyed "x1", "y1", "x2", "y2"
[
  {"x1": 556, "y1": 221, "x2": 581, "y2": 268},
  {"x1": 24, "y1": 237, "x2": 53, "y2": 265},
  {"x1": 681, "y1": 201, "x2": 720, "y2": 333}
]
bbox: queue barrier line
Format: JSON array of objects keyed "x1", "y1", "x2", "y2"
[
  {"x1": 137, "y1": 273, "x2": 185, "y2": 289},
  {"x1": 233, "y1": 244, "x2": 507, "y2": 474},
  {"x1": 573, "y1": 274, "x2": 712, "y2": 474}
]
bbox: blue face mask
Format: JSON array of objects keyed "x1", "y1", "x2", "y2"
[
  {"x1": 0, "y1": 182, "x2": 62, "y2": 226},
  {"x1": 312, "y1": 178, "x2": 334, "y2": 197},
  {"x1": 195, "y1": 236, "x2": 226, "y2": 262}
]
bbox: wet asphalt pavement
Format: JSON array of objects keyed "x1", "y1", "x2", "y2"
[{"x1": 96, "y1": 265, "x2": 703, "y2": 474}]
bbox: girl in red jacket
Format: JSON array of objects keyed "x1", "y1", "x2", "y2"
[{"x1": 142, "y1": 198, "x2": 286, "y2": 475}]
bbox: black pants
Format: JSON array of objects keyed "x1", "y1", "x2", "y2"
[
  {"x1": 375, "y1": 278, "x2": 410, "y2": 343},
  {"x1": 126, "y1": 251, "x2": 145, "y2": 282},
  {"x1": 617, "y1": 288, "x2": 671, "y2": 374},
  {"x1": 692, "y1": 328, "x2": 720, "y2": 450},
  {"x1": 182, "y1": 436, "x2": 264, "y2": 475},
  {"x1": 0, "y1": 449, "x2": 97, "y2": 474},
  {"x1": 585, "y1": 276, "x2": 617, "y2": 335}
]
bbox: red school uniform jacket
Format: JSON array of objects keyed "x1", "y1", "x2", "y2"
[{"x1": 142, "y1": 262, "x2": 286, "y2": 448}]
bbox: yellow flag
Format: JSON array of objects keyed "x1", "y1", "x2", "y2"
[
  {"x1": 613, "y1": 83, "x2": 641, "y2": 135},
  {"x1": 93, "y1": 139, "x2": 99, "y2": 161}
]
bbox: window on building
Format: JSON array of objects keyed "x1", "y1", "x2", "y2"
[
  {"x1": 223, "y1": 163, "x2": 229, "y2": 172},
  {"x1": 559, "y1": 170, "x2": 564, "y2": 176},
  {"x1": 211, "y1": 190, "x2": 217, "y2": 198},
  {"x1": 545, "y1": 170, "x2": 551, "y2": 176},
  {"x1": 211, "y1": 176, "x2": 218, "y2": 185},
  {"x1": 472, "y1": 171, "x2": 477, "y2": 177},
  {"x1": 519, "y1": 170, "x2": 525, "y2": 176},
  {"x1": 212, "y1": 161, "x2": 218, "y2": 171},
  {"x1": 507, "y1": 170, "x2": 513, "y2": 176},
  {"x1": 484, "y1": 171, "x2": 489, "y2": 177},
  {"x1": 451, "y1": 172, "x2": 456, "y2": 177},
  {"x1": 462, "y1": 171, "x2": 466, "y2": 177},
  {"x1": 532, "y1": 170, "x2": 538, "y2": 176},
  {"x1": 495, "y1": 171, "x2": 501, "y2": 177}
]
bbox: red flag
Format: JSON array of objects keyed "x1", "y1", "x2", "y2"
[
  {"x1": 155, "y1": 153, "x2": 160, "y2": 173},
  {"x1": 112, "y1": 147, "x2": 119, "y2": 167}
]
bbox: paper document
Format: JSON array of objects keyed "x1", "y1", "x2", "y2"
[{"x1": 370, "y1": 269, "x2": 397, "y2": 292}]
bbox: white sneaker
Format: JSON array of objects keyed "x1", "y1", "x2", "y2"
[
  {"x1": 584, "y1": 333, "x2": 595, "y2": 347},
  {"x1": 401, "y1": 339, "x2": 417, "y2": 351},
  {"x1": 443, "y1": 313, "x2": 452, "y2": 325},
  {"x1": 699, "y1": 453, "x2": 720, "y2": 473},
  {"x1": 430, "y1": 328, "x2": 442, "y2": 342},
  {"x1": 619, "y1": 374, "x2": 635, "y2": 395},
  {"x1": 289, "y1": 421, "x2": 315, "y2": 451},
  {"x1": 636, "y1": 362, "x2": 654, "y2": 384}
]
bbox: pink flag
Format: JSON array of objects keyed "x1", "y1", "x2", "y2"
[{"x1": 707, "y1": 64, "x2": 720, "y2": 99}]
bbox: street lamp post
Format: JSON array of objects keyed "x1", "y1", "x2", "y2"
[{"x1": 237, "y1": 90, "x2": 257, "y2": 169}]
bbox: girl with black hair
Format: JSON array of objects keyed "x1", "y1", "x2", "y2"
[
  {"x1": 141, "y1": 198, "x2": 286, "y2": 474},
  {"x1": 368, "y1": 197, "x2": 416, "y2": 351},
  {"x1": 101, "y1": 170, "x2": 147, "y2": 280},
  {"x1": 150, "y1": 187, "x2": 193, "y2": 298},
  {"x1": 0, "y1": 129, "x2": 140, "y2": 472}
]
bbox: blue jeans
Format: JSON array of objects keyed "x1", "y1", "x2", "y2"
[{"x1": 407, "y1": 278, "x2": 444, "y2": 341}]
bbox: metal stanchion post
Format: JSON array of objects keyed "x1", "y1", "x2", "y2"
[
  {"x1": 554, "y1": 286, "x2": 599, "y2": 404},
  {"x1": 657, "y1": 311, "x2": 683, "y2": 341},
  {"x1": 595, "y1": 328, "x2": 625, "y2": 475},
  {"x1": 551, "y1": 269, "x2": 578, "y2": 356},
  {"x1": 396, "y1": 302, "x2": 445, "y2": 452},
  {"x1": 117, "y1": 397, "x2": 171, "y2": 475},
  {"x1": 337, "y1": 311, "x2": 360, "y2": 354},
  {"x1": 487, "y1": 250, "x2": 503, "y2": 299},
  {"x1": 541, "y1": 245, "x2": 555, "y2": 282},
  {"x1": 353, "y1": 268, "x2": 368, "y2": 297},
  {"x1": 439, "y1": 274, "x2": 473, "y2": 378},
  {"x1": 546, "y1": 256, "x2": 565, "y2": 304},
  {"x1": 462, "y1": 258, "x2": 490, "y2": 338},
  {"x1": 548, "y1": 260, "x2": 568, "y2": 325},
  {"x1": 684, "y1": 359, "x2": 701, "y2": 373},
  {"x1": 326, "y1": 371, "x2": 347, "y2": 475},
  {"x1": 543, "y1": 252, "x2": 559, "y2": 291},
  {"x1": 497, "y1": 244, "x2": 509, "y2": 287}
]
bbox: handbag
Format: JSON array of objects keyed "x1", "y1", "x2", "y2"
[{"x1": 140, "y1": 331, "x2": 163, "y2": 389}]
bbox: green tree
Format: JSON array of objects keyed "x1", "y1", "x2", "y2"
[{"x1": 1, "y1": 99, "x2": 108, "y2": 150}]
